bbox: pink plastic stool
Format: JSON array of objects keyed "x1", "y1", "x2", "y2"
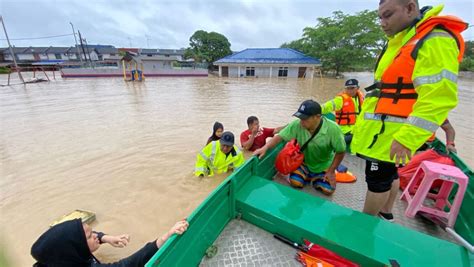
[{"x1": 400, "y1": 160, "x2": 468, "y2": 228}]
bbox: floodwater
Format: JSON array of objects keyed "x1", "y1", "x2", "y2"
[{"x1": 0, "y1": 72, "x2": 472, "y2": 266}]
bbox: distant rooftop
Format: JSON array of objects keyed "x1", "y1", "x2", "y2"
[
  {"x1": 214, "y1": 48, "x2": 320, "y2": 65},
  {"x1": 0, "y1": 46, "x2": 184, "y2": 55},
  {"x1": 140, "y1": 48, "x2": 185, "y2": 55}
]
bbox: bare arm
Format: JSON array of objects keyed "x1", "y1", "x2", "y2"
[
  {"x1": 101, "y1": 234, "x2": 130, "y2": 248},
  {"x1": 242, "y1": 134, "x2": 256, "y2": 150},
  {"x1": 441, "y1": 121, "x2": 456, "y2": 153},
  {"x1": 273, "y1": 125, "x2": 286, "y2": 135},
  {"x1": 253, "y1": 135, "x2": 283, "y2": 159},
  {"x1": 156, "y1": 220, "x2": 189, "y2": 248}
]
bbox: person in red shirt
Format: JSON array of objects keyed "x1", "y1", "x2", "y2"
[{"x1": 240, "y1": 116, "x2": 284, "y2": 151}]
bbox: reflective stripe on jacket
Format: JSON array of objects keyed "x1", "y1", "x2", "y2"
[
  {"x1": 368, "y1": 14, "x2": 466, "y2": 118},
  {"x1": 351, "y1": 5, "x2": 467, "y2": 163},
  {"x1": 194, "y1": 141, "x2": 245, "y2": 176}
]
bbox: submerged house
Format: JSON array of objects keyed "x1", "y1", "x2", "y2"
[{"x1": 214, "y1": 48, "x2": 321, "y2": 78}]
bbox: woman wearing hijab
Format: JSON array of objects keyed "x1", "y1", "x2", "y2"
[
  {"x1": 31, "y1": 219, "x2": 188, "y2": 267},
  {"x1": 206, "y1": 122, "x2": 224, "y2": 145}
]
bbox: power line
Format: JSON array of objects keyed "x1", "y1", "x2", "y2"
[{"x1": 0, "y1": 33, "x2": 73, "y2": 41}]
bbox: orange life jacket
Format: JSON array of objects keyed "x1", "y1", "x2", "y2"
[
  {"x1": 335, "y1": 91, "x2": 364, "y2": 125},
  {"x1": 367, "y1": 15, "x2": 467, "y2": 118}
]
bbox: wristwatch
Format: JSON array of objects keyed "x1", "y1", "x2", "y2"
[{"x1": 93, "y1": 231, "x2": 106, "y2": 244}]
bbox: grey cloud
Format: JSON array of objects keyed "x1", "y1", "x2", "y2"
[{"x1": 1, "y1": 0, "x2": 472, "y2": 51}]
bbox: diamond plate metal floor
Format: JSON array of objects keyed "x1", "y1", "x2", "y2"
[
  {"x1": 200, "y1": 154, "x2": 458, "y2": 266},
  {"x1": 200, "y1": 219, "x2": 300, "y2": 267}
]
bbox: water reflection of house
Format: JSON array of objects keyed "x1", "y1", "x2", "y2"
[{"x1": 214, "y1": 48, "x2": 321, "y2": 78}]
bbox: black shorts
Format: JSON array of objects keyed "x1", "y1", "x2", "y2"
[{"x1": 365, "y1": 159, "x2": 399, "y2": 193}]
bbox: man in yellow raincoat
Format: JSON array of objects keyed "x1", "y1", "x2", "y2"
[
  {"x1": 195, "y1": 131, "x2": 245, "y2": 177},
  {"x1": 351, "y1": 0, "x2": 467, "y2": 221},
  {"x1": 321, "y1": 78, "x2": 364, "y2": 145}
]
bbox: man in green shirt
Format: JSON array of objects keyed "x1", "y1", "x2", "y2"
[{"x1": 254, "y1": 100, "x2": 346, "y2": 195}]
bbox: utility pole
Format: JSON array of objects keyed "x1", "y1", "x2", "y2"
[
  {"x1": 78, "y1": 30, "x2": 89, "y2": 67},
  {"x1": 127, "y1": 37, "x2": 132, "y2": 48},
  {"x1": 84, "y1": 39, "x2": 95, "y2": 68},
  {"x1": 69, "y1": 22, "x2": 83, "y2": 64},
  {"x1": 83, "y1": 38, "x2": 94, "y2": 68},
  {"x1": 0, "y1": 15, "x2": 24, "y2": 83},
  {"x1": 84, "y1": 38, "x2": 92, "y2": 62}
]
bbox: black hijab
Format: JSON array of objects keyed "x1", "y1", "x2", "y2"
[
  {"x1": 31, "y1": 219, "x2": 94, "y2": 267},
  {"x1": 207, "y1": 121, "x2": 224, "y2": 144}
]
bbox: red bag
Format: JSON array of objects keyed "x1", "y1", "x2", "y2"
[
  {"x1": 398, "y1": 149, "x2": 455, "y2": 191},
  {"x1": 303, "y1": 240, "x2": 359, "y2": 267},
  {"x1": 275, "y1": 139, "x2": 304, "y2": 175}
]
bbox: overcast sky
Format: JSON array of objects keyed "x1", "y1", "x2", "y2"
[{"x1": 1, "y1": 0, "x2": 473, "y2": 51}]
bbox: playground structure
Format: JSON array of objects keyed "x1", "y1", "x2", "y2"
[
  {"x1": 1, "y1": 65, "x2": 55, "y2": 86},
  {"x1": 121, "y1": 52, "x2": 145, "y2": 82}
]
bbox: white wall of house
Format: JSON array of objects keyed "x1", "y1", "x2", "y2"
[
  {"x1": 46, "y1": 53, "x2": 63, "y2": 60},
  {"x1": 64, "y1": 53, "x2": 79, "y2": 60},
  {"x1": 90, "y1": 51, "x2": 99, "y2": 61},
  {"x1": 228, "y1": 66, "x2": 239, "y2": 77},
  {"x1": 4, "y1": 51, "x2": 81, "y2": 61},
  {"x1": 143, "y1": 60, "x2": 173, "y2": 70},
  {"x1": 101, "y1": 53, "x2": 117, "y2": 60},
  {"x1": 288, "y1": 67, "x2": 299, "y2": 77},
  {"x1": 17, "y1": 54, "x2": 35, "y2": 60},
  {"x1": 80, "y1": 51, "x2": 99, "y2": 61},
  {"x1": 4, "y1": 54, "x2": 13, "y2": 61},
  {"x1": 222, "y1": 65, "x2": 315, "y2": 78},
  {"x1": 269, "y1": 67, "x2": 298, "y2": 77},
  {"x1": 255, "y1": 67, "x2": 271, "y2": 77},
  {"x1": 118, "y1": 60, "x2": 174, "y2": 70}
]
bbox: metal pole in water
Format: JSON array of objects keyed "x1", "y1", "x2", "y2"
[
  {"x1": 78, "y1": 31, "x2": 88, "y2": 67},
  {"x1": 83, "y1": 38, "x2": 93, "y2": 68},
  {"x1": 70, "y1": 22, "x2": 83, "y2": 64},
  {"x1": 1, "y1": 15, "x2": 24, "y2": 83}
]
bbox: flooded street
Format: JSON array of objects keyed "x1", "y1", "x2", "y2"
[{"x1": 1, "y1": 73, "x2": 472, "y2": 266}]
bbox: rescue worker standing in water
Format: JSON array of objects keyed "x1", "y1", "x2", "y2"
[
  {"x1": 351, "y1": 0, "x2": 468, "y2": 221},
  {"x1": 195, "y1": 131, "x2": 245, "y2": 177},
  {"x1": 322, "y1": 78, "x2": 364, "y2": 145}
]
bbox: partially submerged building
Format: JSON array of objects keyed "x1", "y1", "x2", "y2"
[{"x1": 214, "y1": 48, "x2": 321, "y2": 78}]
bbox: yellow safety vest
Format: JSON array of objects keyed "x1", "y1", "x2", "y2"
[
  {"x1": 194, "y1": 141, "x2": 245, "y2": 176},
  {"x1": 351, "y1": 5, "x2": 465, "y2": 163}
]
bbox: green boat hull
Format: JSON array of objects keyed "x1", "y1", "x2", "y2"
[{"x1": 146, "y1": 140, "x2": 473, "y2": 267}]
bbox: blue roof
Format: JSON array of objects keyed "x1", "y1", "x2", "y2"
[{"x1": 214, "y1": 48, "x2": 320, "y2": 65}]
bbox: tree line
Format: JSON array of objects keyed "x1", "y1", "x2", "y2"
[
  {"x1": 281, "y1": 10, "x2": 384, "y2": 76},
  {"x1": 184, "y1": 11, "x2": 473, "y2": 73}
]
